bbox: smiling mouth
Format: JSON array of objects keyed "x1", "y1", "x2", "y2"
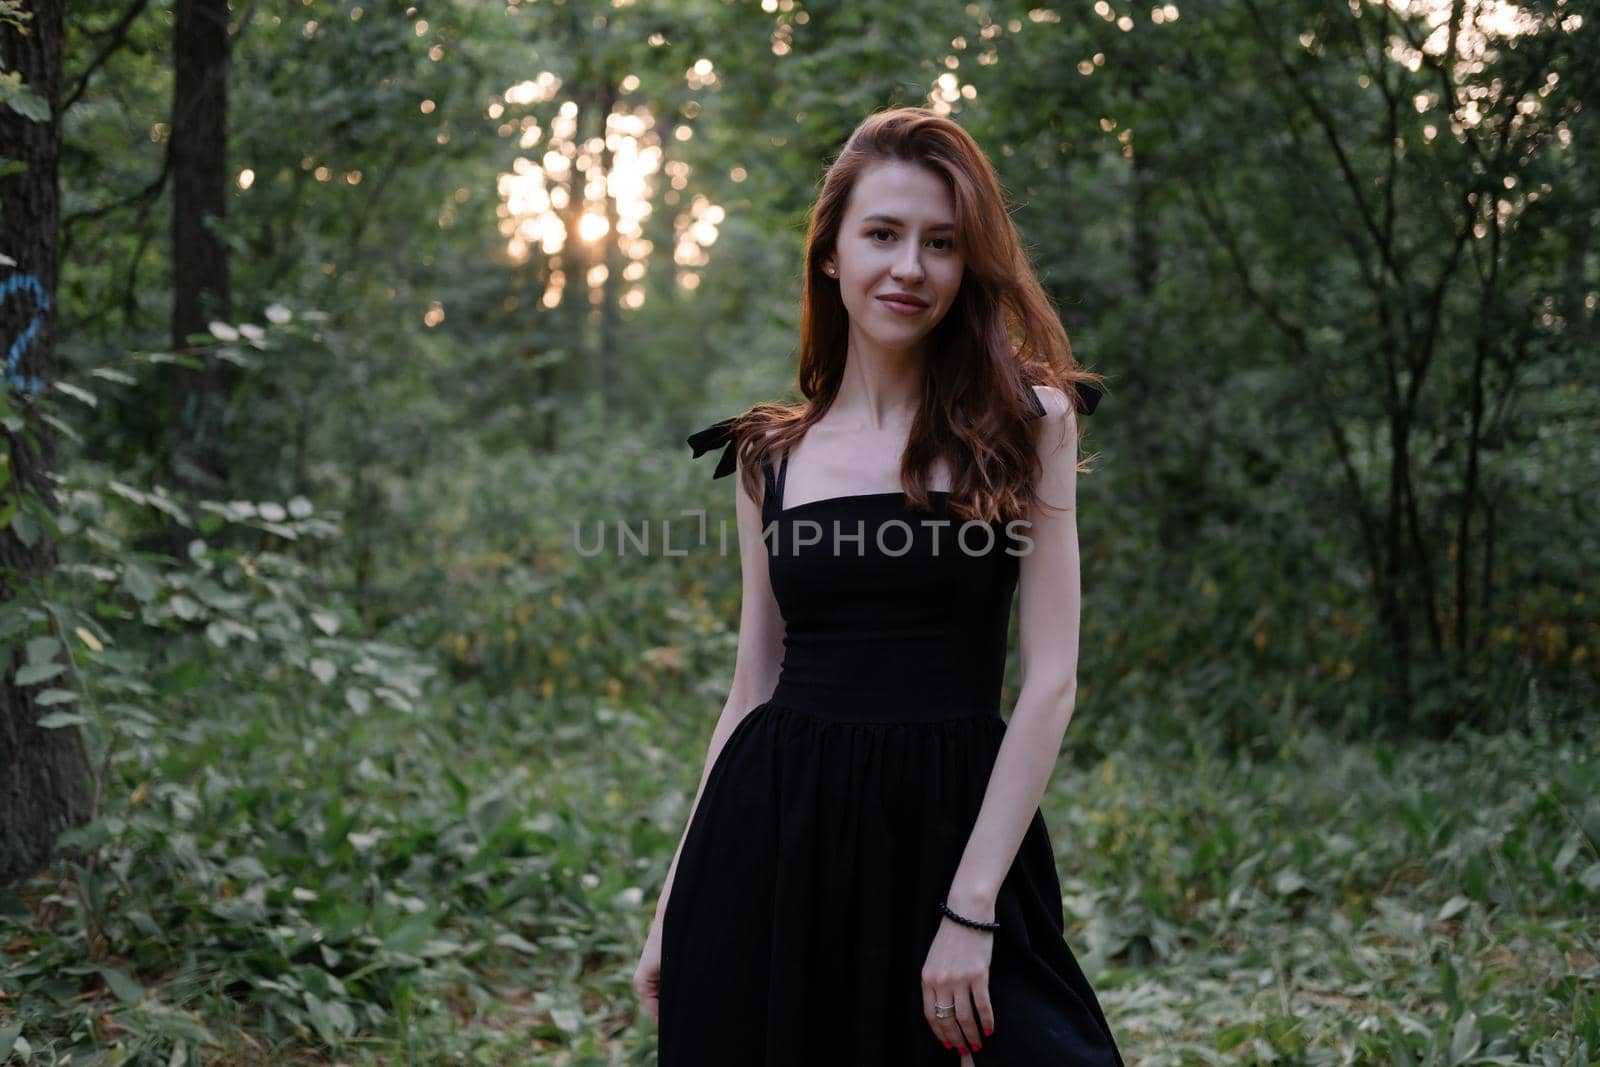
[{"x1": 877, "y1": 296, "x2": 927, "y2": 310}]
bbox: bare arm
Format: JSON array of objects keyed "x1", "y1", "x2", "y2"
[
  {"x1": 651, "y1": 448, "x2": 786, "y2": 928},
  {"x1": 944, "y1": 385, "x2": 1084, "y2": 918}
]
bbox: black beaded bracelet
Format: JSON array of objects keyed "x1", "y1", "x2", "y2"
[{"x1": 939, "y1": 900, "x2": 1000, "y2": 932}]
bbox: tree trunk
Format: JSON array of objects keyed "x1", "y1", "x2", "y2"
[
  {"x1": 0, "y1": 0, "x2": 94, "y2": 884},
  {"x1": 597, "y1": 77, "x2": 621, "y2": 419},
  {"x1": 169, "y1": 0, "x2": 233, "y2": 503}
]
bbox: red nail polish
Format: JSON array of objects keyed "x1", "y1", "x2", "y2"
[
  {"x1": 984, "y1": 1027, "x2": 993, "y2": 1036},
  {"x1": 942, "y1": 1041, "x2": 950, "y2": 1049}
]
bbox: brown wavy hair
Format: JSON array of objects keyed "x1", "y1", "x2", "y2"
[{"x1": 727, "y1": 105, "x2": 1105, "y2": 524}]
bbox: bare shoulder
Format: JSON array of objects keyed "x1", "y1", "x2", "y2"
[
  {"x1": 1030, "y1": 383, "x2": 1074, "y2": 418},
  {"x1": 1028, "y1": 383, "x2": 1079, "y2": 460}
]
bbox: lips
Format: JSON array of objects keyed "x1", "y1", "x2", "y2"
[{"x1": 877, "y1": 295, "x2": 928, "y2": 310}]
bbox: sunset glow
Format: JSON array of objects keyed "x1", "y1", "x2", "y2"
[{"x1": 494, "y1": 83, "x2": 723, "y2": 310}]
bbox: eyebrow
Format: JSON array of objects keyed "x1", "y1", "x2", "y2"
[{"x1": 860, "y1": 213, "x2": 956, "y2": 231}]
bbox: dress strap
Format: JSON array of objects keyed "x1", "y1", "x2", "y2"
[
  {"x1": 686, "y1": 412, "x2": 795, "y2": 519},
  {"x1": 760, "y1": 460, "x2": 777, "y2": 522},
  {"x1": 759, "y1": 448, "x2": 791, "y2": 523}
]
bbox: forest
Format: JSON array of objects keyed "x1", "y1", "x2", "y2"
[{"x1": 1, "y1": 0, "x2": 1596, "y2": 1063}]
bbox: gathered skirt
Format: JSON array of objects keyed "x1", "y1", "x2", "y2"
[{"x1": 656, "y1": 698, "x2": 1126, "y2": 1066}]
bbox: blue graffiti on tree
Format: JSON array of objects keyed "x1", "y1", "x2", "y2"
[{"x1": 2, "y1": 272, "x2": 49, "y2": 395}]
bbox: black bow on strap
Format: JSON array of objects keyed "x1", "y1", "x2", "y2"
[
  {"x1": 685, "y1": 416, "x2": 741, "y2": 479},
  {"x1": 1074, "y1": 380, "x2": 1103, "y2": 414}
]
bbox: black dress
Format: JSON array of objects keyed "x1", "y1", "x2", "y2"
[{"x1": 661, "y1": 384, "x2": 1124, "y2": 1067}]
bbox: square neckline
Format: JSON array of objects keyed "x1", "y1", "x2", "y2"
[{"x1": 768, "y1": 445, "x2": 950, "y2": 517}]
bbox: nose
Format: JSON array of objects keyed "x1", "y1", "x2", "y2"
[{"x1": 891, "y1": 245, "x2": 925, "y2": 283}]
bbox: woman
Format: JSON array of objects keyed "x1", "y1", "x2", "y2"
[{"x1": 637, "y1": 106, "x2": 1126, "y2": 1067}]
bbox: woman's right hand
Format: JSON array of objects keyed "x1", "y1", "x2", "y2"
[{"x1": 633, "y1": 917, "x2": 665, "y2": 1024}]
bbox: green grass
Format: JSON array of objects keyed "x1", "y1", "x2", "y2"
[{"x1": 2, "y1": 677, "x2": 1593, "y2": 1065}]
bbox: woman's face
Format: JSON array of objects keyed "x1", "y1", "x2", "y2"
[{"x1": 823, "y1": 160, "x2": 964, "y2": 359}]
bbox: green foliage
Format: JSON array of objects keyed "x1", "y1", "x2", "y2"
[
  {"x1": 4, "y1": 330, "x2": 1596, "y2": 1061},
  {"x1": 0, "y1": 69, "x2": 48, "y2": 123},
  {"x1": 6, "y1": 0, "x2": 1594, "y2": 1062},
  {"x1": 0, "y1": 313, "x2": 744, "y2": 1063}
]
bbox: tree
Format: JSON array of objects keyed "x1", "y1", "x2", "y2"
[
  {"x1": 0, "y1": 0, "x2": 93, "y2": 883},
  {"x1": 168, "y1": 0, "x2": 233, "y2": 503}
]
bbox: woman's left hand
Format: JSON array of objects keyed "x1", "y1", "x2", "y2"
[{"x1": 920, "y1": 902, "x2": 996, "y2": 1055}]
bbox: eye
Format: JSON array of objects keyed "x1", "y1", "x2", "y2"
[{"x1": 869, "y1": 228, "x2": 894, "y2": 242}]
